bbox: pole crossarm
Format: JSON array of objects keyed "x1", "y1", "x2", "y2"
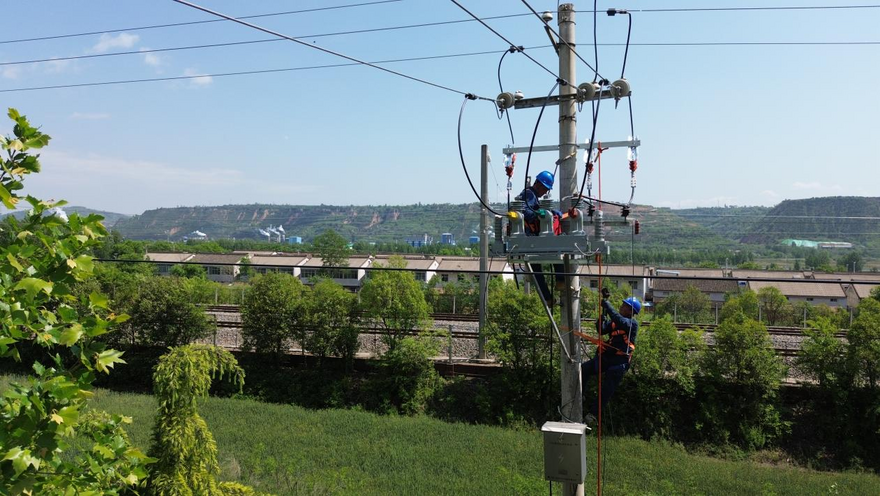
[
  {"x1": 512, "y1": 89, "x2": 619, "y2": 109},
  {"x1": 503, "y1": 139, "x2": 639, "y2": 155}
]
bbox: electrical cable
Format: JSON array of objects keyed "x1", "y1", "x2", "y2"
[
  {"x1": 6, "y1": 2, "x2": 878, "y2": 47},
  {"x1": 593, "y1": 0, "x2": 600, "y2": 81},
  {"x1": 0, "y1": 0, "x2": 405, "y2": 45},
  {"x1": 577, "y1": 94, "x2": 602, "y2": 201},
  {"x1": 449, "y1": 0, "x2": 566, "y2": 83},
  {"x1": 620, "y1": 13, "x2": 633, "y2": 79},
  {"x1": 171, "y1": 0, "x2": 494, "y2": 100},
  {"x1": 520, "y1": 0, "x2": 606, "y2": 82},
  {"x1": 497, "y1": 47, "x2": 518, "y2": 145},
  {"x1": 457, "y1": 96, "x2": 505, "y2": 217},
  {"x1": 0, "y1": 47, "x2": 532, "y2": 94},
  {"x1": 523, "y1": 82, "x2": 561, "y2": 196}
]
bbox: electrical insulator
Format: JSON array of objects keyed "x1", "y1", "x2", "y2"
[
  {"x1": 634, "y1": 220, "x2": 641, "y2": 235},
  {"x1": 610, "y1": 78, "x2": 631, "y2": 100},
  {"x1": 577, "y1": 82, "x2": 598, "y2": 102},
  {"x1": 496, "y1": 92, "x2": 516, "y2": 110},
  {"x1": 514, "y1": 90, "x2": 524, "y2": 100}
]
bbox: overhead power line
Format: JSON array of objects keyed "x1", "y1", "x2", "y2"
[
  {"x1": 448, "y1": 0, "x2": 564, "y2": 82},
  {"x1": 170, "y1": 0, "x2": 491, "y2": 100},
  {"x1": 0, "y1": 0, "x2": 404, "y2": 45},
  {"x1": 6, "y1": 3, "x2": 878, "y2": 48},
  {"x1": 0, "y1": 13, "x2": 538, "y2": 68},
  {"x1": 0, "y1": 47, "x2": 514, "y2": 93}
]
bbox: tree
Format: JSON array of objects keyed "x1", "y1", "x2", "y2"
[
  {"x1": 148, "y1": 345, "x2": 258, "y2": 495},
  {"x1": 312, "y1": 229, "x2": 349, "y2": 277},
  {"x1": 240, "y1": 272, "x2": 307, "y2": 356},
  {"x1": 128, "y1": 276, "x2": 215, "y2": 347},
  {"x1": 757, "y1": 286, "x2": 790, "y2": 325},
  {"x1": 359, "y1": 256, "x2": 431, "y2": 350},
  {"x1": 720, "y1": 289, "x2": 759, "y2": 322},
  {"x1": 699, "y1": 313, "x2": 787, "y2": 449},
  {"x1": 171, "y1": 263, "x2": 207, "y2": 279},
  {"x1": 0, "y1": 109, "x2": 151, "y2": 493},
  {"x1": 837, "y1": 251, "x2": 864, "y2": 272},
  {"x1": 303, "y1": 278, "x2": 360, "y2": 368},
  {"x1": 796, "y1": 317, "x2": 846, "y2": 388},
  {"x1": 805, "y1": 250, "x2": 832, "y2": 271},
  {"x1": 847, "y1": 298, "x2": 880, "y2": 389},
  {"x1": 485, "y1": 280, "x2": 550, "y2": 374},
  {"x1": 678, "y1": 284, "x2": 711, "y2": 323}
]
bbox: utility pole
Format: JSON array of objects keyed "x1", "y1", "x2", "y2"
[
  {"x1": 558, "y1": 5, "x2": 583, "y2": 496},
  {"x1": 479, "y1": 144, "x2": 489, "y2": 360}
]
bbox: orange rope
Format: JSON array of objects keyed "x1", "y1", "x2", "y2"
[{"x1": 597, "y1": 141, "x2": 603, "y2": 211}]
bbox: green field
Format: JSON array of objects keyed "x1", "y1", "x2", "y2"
[{"x1": 3, "y1": 379, "x2": 869, "y2": 495}]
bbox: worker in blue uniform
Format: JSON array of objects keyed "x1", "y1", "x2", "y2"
[
  {"x1": 516, "y1": 171, "x2": 564, "y2": 303},
  {"x1": 582, "y1": 287, "x2": 641, "y2": 421}
]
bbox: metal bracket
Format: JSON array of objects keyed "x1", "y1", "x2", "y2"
[{"x1": 503, "y1": 139, "x2": 639, "y2": 155}]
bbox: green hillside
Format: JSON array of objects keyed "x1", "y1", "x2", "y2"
[
  {"x1": 113, "y1": 202, "x2": 735, "y2": 250},
  {"x1": 674, "y1": 206, "x2": 771, "y2": 241},
  {"x1": 740, "y1": 197, "x2": 880, "y2": 247}
]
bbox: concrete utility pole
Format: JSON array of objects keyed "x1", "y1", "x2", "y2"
[
  {"x1": 558, "y1": 5, "x2": 584, "y2": 496},
  {"x1": 479, "y1": 144, "x2": 489, "y2": 359}
]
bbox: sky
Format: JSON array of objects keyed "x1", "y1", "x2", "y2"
[{"x1": 2, "y1": 0, "x2": 879, "y2": 215}]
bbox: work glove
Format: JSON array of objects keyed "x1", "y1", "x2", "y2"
[
  {"x1": 601, "y1": 287, "x2": 610, "y2": 300},
  {"x1": 552, "y1": 209, "x2": 563, "y2": 218}
]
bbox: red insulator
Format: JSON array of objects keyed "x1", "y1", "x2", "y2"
[
  {"x1": 633, "y1": 220, "x2": 641, "y2": 235},
  {"x1": 629, "y1": 160, "x2": 638, "y2": 172}
]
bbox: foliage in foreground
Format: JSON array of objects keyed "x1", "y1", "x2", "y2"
[
  {"x1": 0, "y1": 109, "x2": 151, "y2": 493},
  {"x1": 148, "y1": 344, "x2": 263, "y2": 495}
]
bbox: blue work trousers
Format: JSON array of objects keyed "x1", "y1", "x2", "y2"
[{"x1": 581, "y1": 357, "x2": 629, "y2": 417}]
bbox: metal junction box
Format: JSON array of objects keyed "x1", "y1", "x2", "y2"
[{"x1": 541, "y1": 421, "x2": 588, "y2": 484}]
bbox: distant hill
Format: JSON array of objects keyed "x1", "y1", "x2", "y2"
[
  {"x1": 112, "y1": 202, "x2": 735, "y2": 250},
  {"x1": 739, "y1": 197, "x2": 880, "y2": 245},
  {"x1": 3, "y1": 205, "x2": 129, "y2": 227},
  {"x1": 674, "y1": 206, "x2": 771, "y2": 241}
]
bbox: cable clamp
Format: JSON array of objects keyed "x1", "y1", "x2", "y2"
[
  {"x1": 557, "y1": 78, "x2": 569, "y2": 87},
  {"x1": 464, "y1": 93, "x2": 478, "y2": 100},
  {"x1": 508, "y1": 45, "x2": 524, "y2": 53}
]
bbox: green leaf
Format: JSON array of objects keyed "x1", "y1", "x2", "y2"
[
  {"x1": 24, "y1": 134, "x2": 50, "y2": 149},
  {"x1": 71, "y1": 255, "x2": 95, "y2": 274},
  {"x1": 6, "y1": 253, "x2": 24, "y2": 272},
  {"x1": 95, "y1": 349, "x2": 125, "y2": 374},
  {"x1": 14, "y1": 277, "x2": 53, "y2": 298},
  {"x1": 112, "y1": 313, "x2": 130, "y2": 324},
  {"x1": 89, "y1": 292, "x2": 109, "y2": 310},
  {"x1": 7, "y1": 108, "x2": 20, "y2": 120},
  {"x1": 0, "y1": 183, "x2": 15, "y2": 209},
  {"x1": 92, "y1": 444, "x2": 115, "y2": 460},
  {"x1": 59, "y1": 324, "x2": 83, "y2": 346},
  {"x1": 1, "y1": 447, "x2": 38, "y2": 475}
]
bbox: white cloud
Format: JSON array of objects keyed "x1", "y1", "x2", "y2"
[
  {"x1": 92, "y1": 32, "x2": 139, "y2": 53},
  {"x1": 792, "y1": 181, "x2": 842, "y2": 192},
  {"x1": 69, "y1": 112, "x2": 111, "y2": 120},
  {"x1": 1, "y1": 66, "x2": 22, "y2": 79},
  {"x1": 45, "y1": 58, "x2": 73, "y2": 73},
  {"x1": 140, "y1": 47, "x2": 161, "y2": 68},
  {"x1": 761, "y1": 190, "x2": 780, "y2": 199},
  {"x1": 183, "y1": 68, "x2": 213, "y2": 87}
]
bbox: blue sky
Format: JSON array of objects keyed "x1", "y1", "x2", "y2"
[{"x1": 3, "y1": 0, "x2": 879, "y2": 214}]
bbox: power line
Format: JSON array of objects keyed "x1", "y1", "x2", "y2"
[
  {"x1": 167, "y1": 0, "x2": 491, "y2": 100},
  {"x1": 0, "y1": 0, "x2": 404, "y2": 46},
  {"x1": 0, "y1": 47, "x2": 516, "y2": 94},
  {"x1": 520, "y1": 0, "x2": 606, "y2": 81},
  {"x1": 0, "y1": 13, "x2": 543, "y2": 68},
  {"x1": 448, "y1": 0, "x2": 564, "y2": 83}
]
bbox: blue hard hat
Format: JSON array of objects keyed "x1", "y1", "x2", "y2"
[
  {"x1": 536, "y1": 171, "x2": 554, "y2": 189},
  {"x1": 623, "y1": 297, "x2": 642, "y2": 314}
]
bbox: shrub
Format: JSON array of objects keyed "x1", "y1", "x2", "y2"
[
  {"x1": 148, "y1": 344, "x2": 256, "y2": 495},
  {"x1": 128, "y1": 276, "x2": 216, "y2": 347},
  {"x1": 622, "y1": 317, "x2": 705, "y2": 438},
  {"x1": 378, "y1": 335, "x2": 442, "y2": 415}
]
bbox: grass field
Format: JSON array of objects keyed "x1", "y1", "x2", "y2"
[{"x1": 2, "y1": 376, "x2": 878, "y2": 495}]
